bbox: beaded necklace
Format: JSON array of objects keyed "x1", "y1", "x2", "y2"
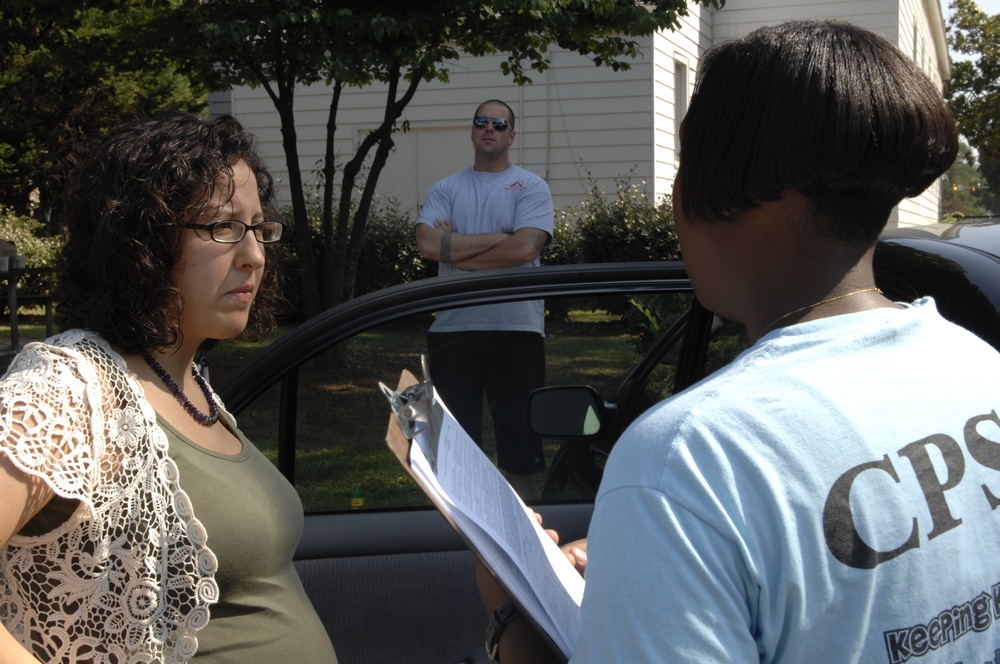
[{"x1": 141, "y1": 351, "x2": 220, "y2": 427}]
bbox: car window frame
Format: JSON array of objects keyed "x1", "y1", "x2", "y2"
[{"x1": 218, "y1": 262, "x2": 696, "y2": 492}]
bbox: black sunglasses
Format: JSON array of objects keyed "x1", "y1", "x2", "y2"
[{"x1": 472, "y1": 116, "x2": 511, "y2": 132}]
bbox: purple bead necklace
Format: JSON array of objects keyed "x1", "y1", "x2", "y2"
[{"x1": 141, "y1": 351, "x2": 220, "y2": 427}]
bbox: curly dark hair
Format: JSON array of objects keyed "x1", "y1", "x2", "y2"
[{"x1": 58, "y1": 112, "x2": 285, "y2": 353}]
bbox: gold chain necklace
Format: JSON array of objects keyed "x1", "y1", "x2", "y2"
[{"x1": 758, "y1": 287, "x2": 883, "y2": 339}]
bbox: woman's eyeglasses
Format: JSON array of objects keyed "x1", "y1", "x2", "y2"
[
  {"x1": 472, "y1": 116, "x2": 511, "y2": 132},
  {"x1": 182, "y1": 220, "x2": 284, "y2": 244}
]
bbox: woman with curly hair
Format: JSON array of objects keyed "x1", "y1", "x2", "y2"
[{"x1": 0, "y1": 113, "x2": 337, "y2": 663}]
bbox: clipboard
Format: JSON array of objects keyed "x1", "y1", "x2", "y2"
[{"x1": 381, "y1": 359, "x2": 580, "y2": 662}]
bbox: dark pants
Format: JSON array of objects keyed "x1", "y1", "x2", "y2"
[{"x1": 427, "y1": 331, "x2": 546, "y2": 475}]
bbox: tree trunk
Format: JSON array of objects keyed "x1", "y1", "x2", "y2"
[
  {"x1": 329, "y1": 58, "x2": 431, "y2": 306},
  {"x1": 277, "y1": 98, "x2": 323, "y2": 319}
]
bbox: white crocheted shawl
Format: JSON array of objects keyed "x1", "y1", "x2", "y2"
[{"x1": 0, "y1": 330, "x2": 219, "y2": 663}]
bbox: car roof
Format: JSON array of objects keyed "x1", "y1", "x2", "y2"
[
  {"x1": 876, "y1": 219, "x2": 1000, "y2": 350},
  {"x1": 880, "y1": 218, "x2": 1000, "y2": 259}
]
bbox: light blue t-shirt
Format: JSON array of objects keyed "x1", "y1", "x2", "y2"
[
  {"x1": 573, "y1": 299, "x2": 1000, "y2": 663},
  {"x1": 416, "y1": 164, "x2": 553, "y2": 334}
]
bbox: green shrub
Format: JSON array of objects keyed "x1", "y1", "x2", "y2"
[
  {"x1": 564, "y1": 175, "x2": 680, "y2": 265},
  {"x1": 355, "y1": 195, "x2": 435, "y2": 295},
  {"x1": 0, "y1": 206, "x2": 63, "y2": 295},
  {"x1": 0, "y1": 206, "x2": 63, "y2": 268},
  {"x1": 280, "y1": 187, "x2": 434, "y2": 320},
  {"x1": 547, "y1": 174, "x2": 682, "y2": 330},
  {"x1": 544, "y1": 215, "x2": 580, "y2": 267},
  {"x1": 624, "y1": 292, "x2": 695, "y2": 354}
]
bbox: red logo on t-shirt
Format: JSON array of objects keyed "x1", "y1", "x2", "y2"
[{"x1": 505, "y1": 180, "x2": 526, "y2": 191}]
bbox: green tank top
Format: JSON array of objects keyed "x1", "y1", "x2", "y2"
[{"x1": 159, "y1": 413, "x2": 338, "y2": 663}]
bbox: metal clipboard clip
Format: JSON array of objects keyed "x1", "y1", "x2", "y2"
[{"x1": 379, "y1": 355, "x2": 443, "y2": 465}]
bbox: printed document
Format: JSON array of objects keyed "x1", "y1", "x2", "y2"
[{"x1": 384, "y1": 371, "x2": 583, "y2": 660}]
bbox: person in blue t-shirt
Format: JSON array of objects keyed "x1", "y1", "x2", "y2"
[
  {"x1": 414, "y1": 100, "x2": 554, "y2": 499},
  {"x1": 477, "y1": 20, "x2": 1000, "y2": 663}
]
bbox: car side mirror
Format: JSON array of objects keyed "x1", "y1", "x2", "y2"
[{"x1": 528, "y1": 386, "x2": 611, "y2": 438}]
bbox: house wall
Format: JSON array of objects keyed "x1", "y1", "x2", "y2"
[
  {"x1": 223, "y1": 0, "x2": 950, "y2": 226},
  {"x1": 225, "y1": 46, "x2": 664, "y2": 213},
  {"x1": 371, "y1": 48, "x2": 664, "y2": 212},
  {"x1": 712, "y1": 0, "x2": 900, "y2": 39},
  {"x1": 894, "y1": 0, "x2": 951, "y2": 227},
  {"x1": 707, "y1": 0, "x2": 948, "y2": 228},
  {"x1": 651, "y1": 7, "x2": 713, "y2": 200}
]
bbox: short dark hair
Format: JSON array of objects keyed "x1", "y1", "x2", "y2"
[
  {"x1": 59, "y1": 112, "x2": 284, "y2": 353},
  {"x1": 677, "y1": 20, "x2": 958, "y2": 242},
  {"x1": 474, "y1": 99, "x2": 516, "y2": 129}
]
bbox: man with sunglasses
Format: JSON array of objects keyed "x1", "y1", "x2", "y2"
[{"x1": 414, "y1": 99, "x2": 553, "y2": 499}]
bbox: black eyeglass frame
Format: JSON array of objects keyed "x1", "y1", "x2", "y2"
[
  {"x1": 472, "y1": 116, "x2": 512, "y2": 131},
  {"x1": 181, "y1": 220, "x2": 285, "y2": 244}
]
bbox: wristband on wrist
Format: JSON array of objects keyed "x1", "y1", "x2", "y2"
[{"x1": 485, "y1": 601, "x2": 523, "y2": 662}]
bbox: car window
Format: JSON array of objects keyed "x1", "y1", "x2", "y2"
[
  {"x1": 232, "y1": 290, "x2": 713, "y2": 512},
  {"x1": 706, "y1": 316, "x2": 750, "y2": 375},
  {"x1": 540, "y1": 303, "x2": 749, "y2": 501}
]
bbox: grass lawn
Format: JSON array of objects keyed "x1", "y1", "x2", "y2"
[{"x1": 0, "y1": 309, "x2": 53, "y2": 367}]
